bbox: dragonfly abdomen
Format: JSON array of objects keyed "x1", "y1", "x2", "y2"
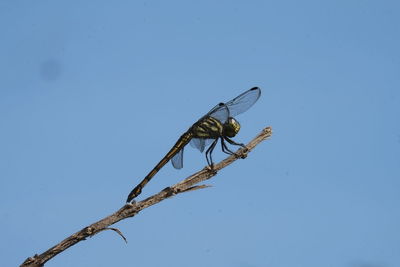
[
  {"x1": 126, "y1": 131, "x2": 193, "y2": 202},
  {"x1": 144, "y1": 132, "x2": 192, "y2": 177}
]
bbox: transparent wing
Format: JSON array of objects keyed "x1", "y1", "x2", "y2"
[
  {"x1": 190, "y1": 138, "x2": 213, "y2": 152},
  {"x1": 223, "y1": 87, "x2": 261, "y2": 117},
  {"x1": 190, "y1": 138, "x2": 205, "y2": 152},
  {"x1": 205, "y1": 87, "x2": 261, "y2": 122},
  {"x1": 206, "y1": 103, "x2": 230, "y2": 123},
  {"x1": 171, "y1": 148, "x2": 184, "y2": 169}
]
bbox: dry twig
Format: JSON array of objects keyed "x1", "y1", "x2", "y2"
[{"x1": 20, "y1": 126, "x2": 272, "y2": 267}]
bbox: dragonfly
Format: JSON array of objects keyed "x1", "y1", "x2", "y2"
[{"x1": 126, "y1": 87, "x2": 261, "y2": 202}]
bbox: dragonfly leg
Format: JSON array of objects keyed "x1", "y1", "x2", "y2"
[
  {"x1": 223, "y1": 137, "x2": 248, "y2": 158},
  {"x1": 224, "y1": 136, "x2": 245, "y2": 148},
  {"x1": 205, "y1": 138, "x2": 218, "y2": 168},
  {"x1": 220, "y1": 137, "x2": 235, "y2": 155}
]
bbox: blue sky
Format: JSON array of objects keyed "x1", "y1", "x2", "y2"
[{"x1": 1, "y1": 1, "x2": 399, "y2": 267}]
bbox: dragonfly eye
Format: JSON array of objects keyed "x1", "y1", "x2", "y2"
[{"x1": 223, "y1": 117, "x2": 241, "y2": 137}]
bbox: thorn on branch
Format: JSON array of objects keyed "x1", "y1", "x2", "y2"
[
  {"x1": 180, "y1": 184, "x2": 211, "y2": 193},
  {"x1": 96, "y1": 227, "x2": 127, "y2": 243}
]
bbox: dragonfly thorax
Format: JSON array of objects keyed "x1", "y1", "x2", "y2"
[
  {"x1": 191, "y1": 116, "x2": 224, "y2": 139},
  {"x1": 223, "y1": 117, "x2": 241, "y2": 137}
]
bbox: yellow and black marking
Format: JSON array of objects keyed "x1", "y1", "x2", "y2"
[
  {"x1": 126, "y1": 131, "x2": 194, "y2": 202},
  {"x1": 191, "y1": 116, "x2": 224, "y2": 139},
  {"x1": 222, "y1": 117, "x2": 241, "y2": 138}
]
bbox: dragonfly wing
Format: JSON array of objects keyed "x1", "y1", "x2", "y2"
[
  {"x1": 190, "y1": 138, "x2": 205, "y2": 152},
  {"x1": 204, "y1": 87, "x2": 261, "y2": 123},
  {"x1": 190, "y1": 138, "x2": 213, "y2": 152},
  {"x1": 207, "y1": 103, "x2": 230, "y2": 123},
  {"x1": 224, "y1": 87, "x2": 261, "y2": 117},
  {"x1": 171, "y1": 148, "x2": 184, "y2": 169}
]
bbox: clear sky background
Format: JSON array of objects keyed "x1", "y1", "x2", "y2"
[{"x1": 1, "y1": 1, "x2": 399, "y2": 267}]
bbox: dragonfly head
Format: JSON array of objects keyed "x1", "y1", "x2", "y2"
[{"x1": 223, "y1": 117, "x2": 241, "y2": 137}]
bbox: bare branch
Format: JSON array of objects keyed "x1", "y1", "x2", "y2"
[{"x1": 20, "y1": 126, "x2": 272, "y2": 267}]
